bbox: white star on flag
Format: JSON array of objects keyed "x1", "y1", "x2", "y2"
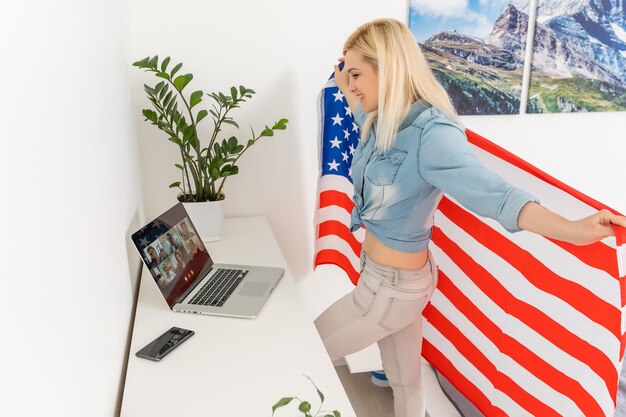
[
  {"x1": 343, "y1": 128, "x2": 350, "y2": 139},
  {"x1": 329, "y1": 136, "x2": 342, "y2": 149},
  {"x1": 332, "y1": 90, "x2": 344, "y2": 102},
  {"x1": 331, "y1": 113, "x2": 344, "y2": 126},
  {"x1": 352, "y1": 121, "x2": 360, "y2": 132},
  {"x1": 327, "y1": 159, "x2": 340, "y2": 171},
  {"x1": 345, "y1": 106, "x2": 352, "y2": 116},
  {"x1": 341, "y1": 150, "x2": 349, "y2": 162}
]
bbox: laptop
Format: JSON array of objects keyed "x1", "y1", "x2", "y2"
[{"x1": 131, "y1": 203, "x2": 284, "y2": 318}]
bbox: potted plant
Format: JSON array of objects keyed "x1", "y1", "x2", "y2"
[{"x1": 133, "y1": 55, "x2": 288, "y2": 241}]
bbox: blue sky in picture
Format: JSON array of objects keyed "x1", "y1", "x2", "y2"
[{"x1": 409, "y1": 0, "x2": 513, "y2": 42}]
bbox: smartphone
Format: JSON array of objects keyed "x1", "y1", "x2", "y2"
[{"x1": 135, "y1": 326, "x2": 194, "y2": 362}]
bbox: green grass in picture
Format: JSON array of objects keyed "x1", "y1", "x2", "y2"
[
  {"x1": 422, "y1": 47, "x2": 524, "y2": 115},
  {"x1": 528, "y1": 76, "x2": 626, "y2": 113}
]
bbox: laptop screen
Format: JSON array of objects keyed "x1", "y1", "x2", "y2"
[{"x1": 131, "y1": 203, "x2": 214, "y2": 307}]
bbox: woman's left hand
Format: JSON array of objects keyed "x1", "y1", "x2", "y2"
[{"x1": 568, "y1": 209, "x2": 626, "y2": 246}]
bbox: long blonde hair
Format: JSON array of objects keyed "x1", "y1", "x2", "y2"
[{"x1": 343, "y1": 18, "x2": 461, "y2": 152}]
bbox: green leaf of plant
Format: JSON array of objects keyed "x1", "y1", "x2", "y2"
[
  {"x1": 233, "y1": 144, "x2": 244, "y2": 153},
  {"x1": 168, "y1": 136, "x2": 183, "y2": 146},
  {"x1": 271, "y1": 397, "x2": 294, "y2": 415},
  {"x1": 170, "y1": 62, "x2": 182, "y2": 78},
  {"x1": 333, "y1": 411, "x2": 341, "y2": 417},
  {"x1": 260, "y1": 126, "x2": 274, "y2": 137},
  {"x1": 143, "y1": 84, "x2": 156, "y2": 95},
  {"x1": 161, "y1": 56, "x2": 170, "y2": 72},
  {"x1": 173, "y1": 74, "x2": 191, "y2": 91},
  {"x1": 211, "y1": 167, "x2": 220, "y2": 180},
  {"x1": 227, "y1": 136, "x2": 238, "y2": 152},
  {"x1": 247, "y1": 139, "x2": 254, "y2": 147},
  {"x1": 175, "y1": 163, "x2": 183, "y2": 170},
  {"x1": 303, "y1": 375, "x2": 324, "y2": 404},
  {"x1": 132, "y1": 56, "x2": 150, "y2": 67},
  {"x1": 196, "y1": 110, "x2": 208, "y2": 124},
  {"x1": 169, "y1": 181, "x2": 181, "y2": 188},
  {"x1": 155, "y1": 81, "x2": 165, "y2": 94},
  {"x1": 183, "y1": 125, "x2": 194, "y2": 141},
  {"x1": 142, "y1": 109, "x2": 157, "y2": 123},
  {"x1": 156, "y1": 72, "x2": 170, "y2": 80},
  {"x1": 190, "y1": 90, "x2": 203, "y2": 108},
  {"x1": 222, "y1": 119, "x2": 239, "y2": 128},
  {"x1": 173, "y1": 75, "x2": 185, "y2": 91},
  {"x1": 148, "y1": 55, "x2": 158, "y2": 69},
  {"x1": 230, "y1": 86, "x2": 237, "y2": 100},
  {"x1": 159, "y1": 85, "x2": 169, "y2": 101},
  {"x1": 163, "y1": 90, "x2": 173, "y2": 108},
  {"x1": 273, "y1": 118, "x2": 289, "y2": 130},
  {"x1": 298, "y1": 401, "x2": 311, "y2": 413},
  {"x1": 166, "y1": 96, "x2": 177, "y2": 114}
]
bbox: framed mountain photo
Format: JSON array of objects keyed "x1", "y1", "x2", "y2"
[
  {"x1": 526, "y1": 0, "x2": 626, "y2": 113},
  {"x1": 409, "y1": 0, "x2": 530, "y2": 115}
]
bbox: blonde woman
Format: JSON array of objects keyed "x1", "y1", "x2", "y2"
[{"x1": 314, "y1": 18, "x2": 626, "y2": 417}]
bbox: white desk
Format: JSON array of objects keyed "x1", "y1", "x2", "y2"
[{"x1": 121, "y1": 216, "x2": 355, "y2": 417}]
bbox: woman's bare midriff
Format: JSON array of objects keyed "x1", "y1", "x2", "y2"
[{"x1": 363, "y1": 231, "x2": 429, "y2": 269}]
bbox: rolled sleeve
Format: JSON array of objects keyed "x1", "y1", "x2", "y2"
[{"x1": 418, "y1": 115, "x2": 539, "y2": 233}]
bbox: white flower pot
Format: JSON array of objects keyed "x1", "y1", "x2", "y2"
[{"x1": 182, "y1": 200, "x2": 224, "y2": 242}]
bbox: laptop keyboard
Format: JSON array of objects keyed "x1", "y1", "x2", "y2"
[{"x1": 189, "y1": 268, "x2": 249, "y2": 307}]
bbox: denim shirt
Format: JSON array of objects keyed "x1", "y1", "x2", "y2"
[{"x1": 349, "y1": 101, "x2": 538, "y2": 252}]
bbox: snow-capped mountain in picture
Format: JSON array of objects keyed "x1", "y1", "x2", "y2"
[
  {"x1": 519, "y1": 0, "x2": 626, "y2": 112},
  {"x1": 409, "y1": 1, "x2": 530, "y2": 115}
]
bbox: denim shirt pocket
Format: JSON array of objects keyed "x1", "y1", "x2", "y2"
[{"x1": 366, "y1": 149, "x2": 407, "y2": 186}]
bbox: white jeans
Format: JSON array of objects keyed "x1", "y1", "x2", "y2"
[{"x1": 315, "y1": 250, "x2": 438, "y2": 417}]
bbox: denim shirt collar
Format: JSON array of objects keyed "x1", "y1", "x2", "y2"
[{"x1": 399, "y1": 100, "x2": 431, "y2": 131}]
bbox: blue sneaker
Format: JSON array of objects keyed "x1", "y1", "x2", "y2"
[{"x1": 371, "y1": 370, "x2": 390, "y2": 387}]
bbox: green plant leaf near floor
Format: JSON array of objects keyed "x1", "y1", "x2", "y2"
[
  {"x1": 272, "y1": 375, "x2": 341, "y2": 417},
  {"x1": 133, "y1": 55, "x2": 289, "y2": 202}
]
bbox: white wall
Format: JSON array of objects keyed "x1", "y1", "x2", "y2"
[{"x1": 0, "y1": 1, "x2": 143, "y2": 416}]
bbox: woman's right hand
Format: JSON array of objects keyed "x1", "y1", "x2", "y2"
[{"x1": 334, "y1": 57, "x2": 350, "y2": 96}]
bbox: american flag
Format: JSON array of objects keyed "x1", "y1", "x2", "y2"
[
  {"x1": 313, "y1": 73, "x2": 364, "y2": 285},
  {"x1": 314, "y1": 74, "x2": 626, "y2": 416}
]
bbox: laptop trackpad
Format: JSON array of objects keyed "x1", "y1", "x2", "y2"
[{"x1": 238, "y1": 281, "x2": 270, "y2": 297}]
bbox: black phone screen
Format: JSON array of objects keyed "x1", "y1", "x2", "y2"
[{"x1": 135, "y1": 326, "x2": 194, "y2": 361}]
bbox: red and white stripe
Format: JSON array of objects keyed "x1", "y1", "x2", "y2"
[
  {"x1": 314, "y1": 174, "x2": 364, "y2": 284},
  {"x1": 423, "y1": 130, "x2": 626, "y2": 417}
]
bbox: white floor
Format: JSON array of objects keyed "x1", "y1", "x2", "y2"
[
  {"x1": 335, "y1": 362, "x2": 462, "y2": 417},
  {"x1": 335, "y1": 365, "x2": 397, "y2": 417}
]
